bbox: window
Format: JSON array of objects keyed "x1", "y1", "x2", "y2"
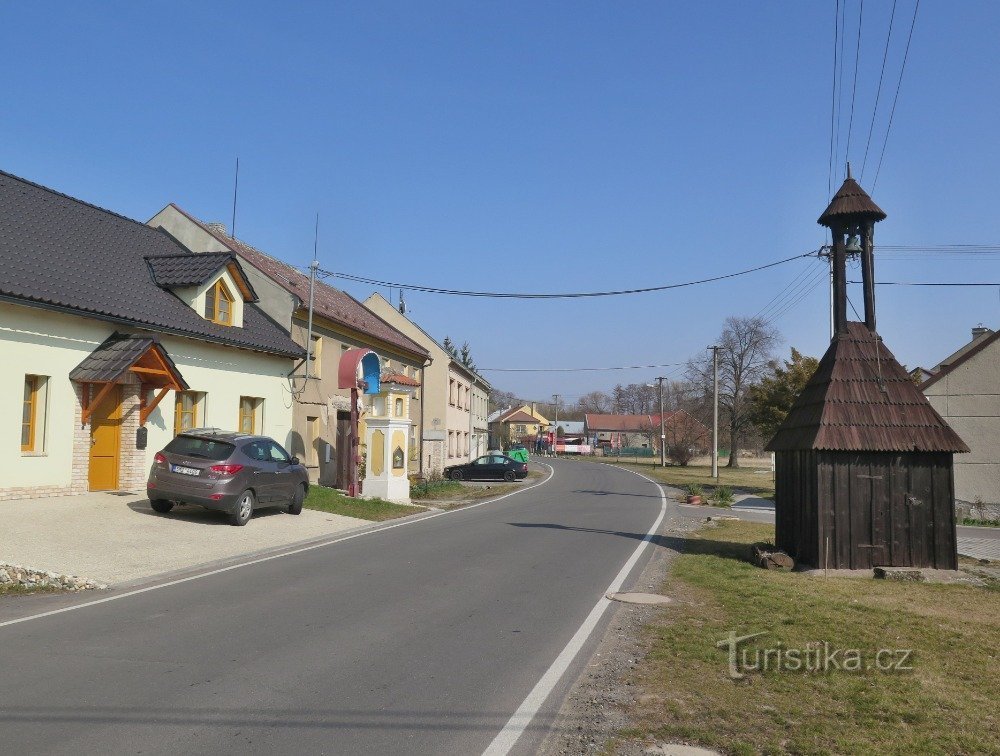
[
  {"x1": 449, "y1": 379, "x2": 455, "y2": 406},
  {"x1": 22, "y1": 375, "x2": 47, "y2": 452},
  {"x1": 310, "y1": 335, "x2": 323, "y2": 378},
  {"x1": 239, "y1": 396, "x2": 263, "y2": 434},
  {"x1": 448, "y1": 430, "x2": 455, "y2": 457},
  {"x1": 205, "y1": 279, "x2": 234, "y2": 325},
  {"x1": 174, "y1": 391, "x2": 203, "y2": 435},
  {"x1": 515, "y1": 424, "x2": 526, "y2": 434}
]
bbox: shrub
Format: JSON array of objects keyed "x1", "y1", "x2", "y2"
[
  {"x1": 710, "y1": 485, "x2": 734, "y2": 507},
  {"x1": 685, "y1": 483, "x2": 704, "y2": 497},
  {"x1": 668, "y1": 444, "x2": 695, "y2": 466}
]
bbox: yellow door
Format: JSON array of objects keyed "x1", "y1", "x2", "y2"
[{"x1": 89, "y1": 385, "x2": 122, "y2": 491}]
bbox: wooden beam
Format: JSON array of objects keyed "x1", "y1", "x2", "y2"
[
  {"x1": 130, "y1": 366, "x2": 170, "y2": 376},
  {"x1": 140, "y1": 387, "x2": 171, "y2": 425},
  {"x1": 81, "y1": 382, "x2": 116, "y2": 425}
]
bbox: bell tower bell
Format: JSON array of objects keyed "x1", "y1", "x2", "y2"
[{"x1": 818, "y1": 164, "x2": 887, "y2": 336}]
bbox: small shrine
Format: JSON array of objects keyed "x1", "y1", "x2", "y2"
[
  {"x1": 766, "y1": 168, "x2": 968, "y2": 570},
  {"x1": 361, "y1": 372, "x2": 417, "y2": 502}
]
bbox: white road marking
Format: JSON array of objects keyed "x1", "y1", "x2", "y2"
[
  {"x1": 0, "y1": 463, "x2": 555, "y2": 630},
  {"x1": 482, "y1": 465, "x2": 668, "y2": 756}
]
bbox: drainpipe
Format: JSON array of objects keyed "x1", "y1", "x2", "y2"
[{"x1": 419, "y1": 355, "x2": 432, "y2": 477}]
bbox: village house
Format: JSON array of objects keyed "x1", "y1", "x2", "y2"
[
  {"x1": 920, "y1": 324, "x2": 1000, "y2": 515},
  {"x1": 0, "y1": 171, "x2": 302, "y2": 501},
  {"x1": 362, "y1": 293, "x2": 491, "y2": 471},
  {"x1": 584, "y1": 412, "x2": 708, "y2": 455},
  {"x1": 490, "y1": 404, "x2": 550, "y2": 446},
  {"x1": 147, "y1": 205, "x2": 430, "y2": 486}
]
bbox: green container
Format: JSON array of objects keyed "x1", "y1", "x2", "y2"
[{"x1": 507, "y1": 447, "x2": 529, "y2": 463}]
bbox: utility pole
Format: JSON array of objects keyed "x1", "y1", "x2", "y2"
[
  {"x1": 655, "y1": 377, "x2": 667, "y2": 468},
  {"x1": 552, "y1": 394, "x2": 560, "y2": 457},
  {"x1": 708, "y1": 346, "x2": 720, "y2": 479}
]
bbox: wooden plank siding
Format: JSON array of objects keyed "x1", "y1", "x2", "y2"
[{"x1": 775, "y1": 450, "x2": 957, "y2": 570}]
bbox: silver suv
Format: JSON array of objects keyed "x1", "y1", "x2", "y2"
[{"x1": 147, "y1": 430, "x2": 310, "y2": 526}]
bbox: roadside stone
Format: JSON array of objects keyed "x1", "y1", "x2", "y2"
[{"x1": 0, "y1": 563, "x2": 107, "y2": 592}]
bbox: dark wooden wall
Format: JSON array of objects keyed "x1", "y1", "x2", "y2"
[{"x1": 774, "y1": 450, "x2": 957, "y2": 570}]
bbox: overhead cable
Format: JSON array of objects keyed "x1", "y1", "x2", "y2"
[
  {"x1": 478, "y1": 362, "x2": 685, "y2": 373},
  {"x1": 872, "y1": 0, "x2": 921, "y2": 190},
  {"x1": 316, "y1": 251, "x2": 816, "y2": 300},
  {"x1": 861, "y1": 0, "x2": 897, "y2": 178}
]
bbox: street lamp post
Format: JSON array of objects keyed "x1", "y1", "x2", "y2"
[
  {"x1": 648, "y1": 378, "x2": 667, "y2": 468},
  {"x1": 708, "y1": 345, "x2": 720, "y2": 479}
]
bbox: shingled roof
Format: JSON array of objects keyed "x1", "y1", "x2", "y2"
[
  {"x1": 146, "y1": 252, "x2": 255, "y2": 299},
  {"x1": 818, "y1": 175, "x2": 887, "y2": 226},
  {"x1": 766, "y1": 322, "x2": 968, "y2": 453},
  {"x1": 164, "y1": 204, "x2": 430, "y2": 361},
  {"x1": 0, "y1": 171, "x2": 303, "y2": 358},
  {"x1": 70, "y1": 332, "x2": 188, "y2": 389}
]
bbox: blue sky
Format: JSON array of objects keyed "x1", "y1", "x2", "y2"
[{"x1": 4, "y1": 1, "x2": 1000, "y2": 401}]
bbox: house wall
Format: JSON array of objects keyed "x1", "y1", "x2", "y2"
[
  {"x1": 148, "y1": 206, "x2": 297, "y2": 329},
  {"x1": 923, "y1": 338, "x2": 1000, "y2": 506},
  {"x1": 0, "y1": 301, "x2": 293, "y2": 501},
  {"x1": 287, "y1": 314, "x2": 425, "y2": 484},
  {"x1": 364, "y1": 293, "x2": 482, "y2": 472}
]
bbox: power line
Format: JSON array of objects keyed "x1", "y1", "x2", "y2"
[
  {"x1": 478, "y1": 362, "x2": 686, "y2": 373},
  {"x1": 849, "y1": 280, "x2": 1000, "y2": 286},
  {"x1": 754, "y1": 261, "x2": 817, "y2": 321},
  {"x1": 828, "y1": 0, "x2": 842, "y2": 198},
  {"x1": 756, "y1": 261, "x2": 827, "y2": 323},
  {"x1": 834, "y1": 0, "x2": 847, "y2": 180},
  {"x1": 316, "y1": 251, "x2": 816, "y2": 300},
  {"x1": 861, "y1": 0, "x2": 897, "y2": 178},
  {"x1": 872, "y1": 0, "x2": 921, "y2": 190},
  {"x1": 764, "y1": 265, "x2": 830, "y2": 325},
  {"x1": 845, "y1": 0, "x2": 865, "y2": 162}
]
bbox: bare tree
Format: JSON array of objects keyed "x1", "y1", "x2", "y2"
[
  {"x1": 688, "y1": 316, "x2": 781, "y2": 467},
  {"x1": 575, "y1": 391, "x2": 612, "y2": 414}
]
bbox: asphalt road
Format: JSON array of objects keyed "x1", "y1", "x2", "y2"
[{"x1": 0, "y1": 458, "x2": 666, "y2": 755}]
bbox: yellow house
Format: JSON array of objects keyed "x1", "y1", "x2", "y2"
[{"x1": 495, "y1": 405, "x2": 550, "y2": 443}]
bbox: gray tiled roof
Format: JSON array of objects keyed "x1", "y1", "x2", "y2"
[
  {"x1": 146, "y1": 252, "x2": 253, "y2": 295},
  {"x1": 69, "y1": 332, "x2": 189, "y2": 388},
  {"x1": 0, "y1": 171, "x2": 302, "y2": 358}
]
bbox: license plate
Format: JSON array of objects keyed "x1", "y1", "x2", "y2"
[{"x1": 171, "y1": 465, "x2": 200, "y2": 476}]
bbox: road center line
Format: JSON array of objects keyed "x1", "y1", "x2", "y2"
[
  {"x1": 482, "y1": 465, "x2": 668, "y2": 756},
  {"x1": 0, "y1": 463, "x2": 555, "y2": 630}
]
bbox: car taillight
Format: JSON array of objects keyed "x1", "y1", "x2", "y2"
[
  {"x1": 154, "y1": 452, "x2": 167, "y2": 467},
  {"x1": 210, "y1": 464, "x2": 244, "y2": 475}
]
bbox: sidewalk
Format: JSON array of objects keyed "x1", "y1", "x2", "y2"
[{"x1": 1, "y1": 492, "x2": 368, "y2": 586}]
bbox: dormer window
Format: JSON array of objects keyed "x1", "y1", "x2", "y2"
[{"x1": 205, "y1": 279, "x2": 234, "y2": 326}]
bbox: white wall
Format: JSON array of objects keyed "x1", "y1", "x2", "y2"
[
  {"x1": 924, "y1": 338, "x2": 1000, "y2": 504},
  {"x1": 0, "y1": 301, "x2": 294, "y2": 492}
]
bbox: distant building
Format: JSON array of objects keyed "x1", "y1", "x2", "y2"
[{"x1": 921, "y1": 325, "x2": 1000, "y2": 511}]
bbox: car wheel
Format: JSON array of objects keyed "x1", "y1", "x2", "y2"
[
  {"x1": 230, "y1": 489, "x2": 255, "y2": 526},
  {"x1": 451, "y1": 469, "x2": 463, "y2": 481},
  {"x1": 503, "y1": 470, "x2": 516, "y2": 482},
  {"x1": 288, "y1": 483, "x2": 305, "y2": 515},
  {"x1": 150, "y1": 499, "x2": 173, "y2": 514}
]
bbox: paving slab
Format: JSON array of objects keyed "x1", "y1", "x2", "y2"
[
  {"x1": 958, "y1": 536, "x2": 1000, "y2": 562},
  {"x1": 1, "y1": 492, "x2": 368, "y2": 585}
]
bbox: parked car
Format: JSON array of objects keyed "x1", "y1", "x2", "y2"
[
  {"x1": 445, "y1": 454, "x2": 528, "y2": 482},
  {"x1": 147, "y1": 430, "x2": 309, "y2": 526}
]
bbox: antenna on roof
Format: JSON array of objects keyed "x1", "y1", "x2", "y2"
[
  {"x1": 399, "y1": 290, "x2": 407, "y2": 315},
  {"x1": 304, "y1": 213, "x2": 319, "y2": 379},
  {"x1": 230, "y1": 157, "x2": 239, "y2": 240}
]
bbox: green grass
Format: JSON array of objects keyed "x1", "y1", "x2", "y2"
[
  {"x1": 617, "y1": 520, "x2": 1000, "y2": 755},
  {"x1": 962, "y1": 517, "x2": 1000, "y2": 528},
  {"x1": 304, "y1": 485, "x2": 426, "y2": 521},
  {"x1": 592, "y1": 458, "x2": 775, "y2": 500},
  {"x1": 0, "y1": 583, "x2": 60, "y2": 597},
  {"x1": 411, "y1": 470, "x2": 545, "y2": 504}
]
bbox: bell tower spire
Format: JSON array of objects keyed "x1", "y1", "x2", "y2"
[{"x1": 818, "y1": 168, "x2": 886, "y2": 335}]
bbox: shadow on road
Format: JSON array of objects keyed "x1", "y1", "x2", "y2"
[
  {"x1": 507, "y1": 522, "x2": 754, "y2": 563},
  {"x1": 572, "y1": 489, "x2": 661, "y2": 499}
]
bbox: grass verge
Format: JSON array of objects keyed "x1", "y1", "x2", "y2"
[
  {"x1": 304, "y1": 485, "x2": 426, "y2": 521},
  {"x1": 410, "y1": 470, "x2": 545, "y2": 505},
  {"x1": 591, "y1": 459, "x2": 775, "y2": 500},
  {"x1": 619, "y1": 520, "x2": 999, "y2": 755},
  {"x1": 0, "y1": 584, "x2": 60, "y2": 597}
]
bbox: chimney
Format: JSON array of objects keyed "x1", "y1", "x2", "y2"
[
  {"x1": 206, "y1": 222, "x2": 228, "y2": 235},
  {"x1": 972, "y1": 324, "x2": 992, "y2": 341},
  {"x1": 530, "y1": 402, "x2": 536, "y2": 417}
]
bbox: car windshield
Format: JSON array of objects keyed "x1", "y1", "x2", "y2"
[{"x1": 165, "y1": 436, "x2": 235, "y2": 461}]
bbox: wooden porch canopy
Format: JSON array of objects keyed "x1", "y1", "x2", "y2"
[{"x1": 70, "y1": 332, "x2": 188, "y2": 425}]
